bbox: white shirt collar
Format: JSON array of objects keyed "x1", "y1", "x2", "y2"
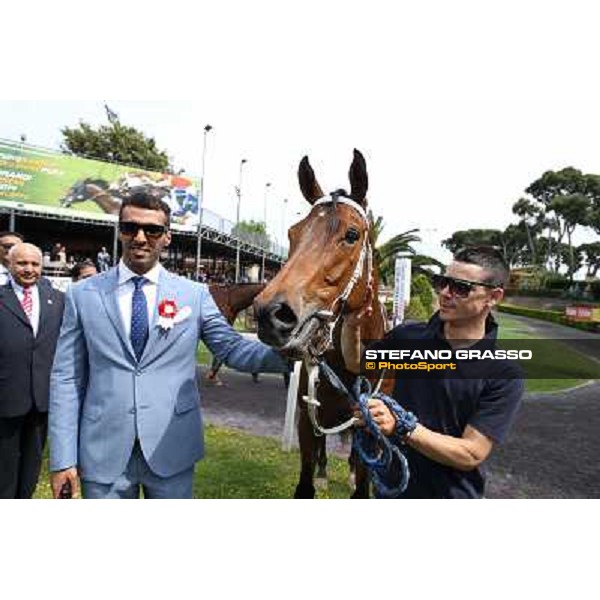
[
  {"x1": 9, "y1": 275, "x2": 38, "y2": 294},
  {"x1": 118, "y1": 259, "x2": 162, "y2": 286}
]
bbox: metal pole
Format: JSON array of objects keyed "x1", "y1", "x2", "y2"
[
  {"x1": 195, "y1": 124, "x2": 212, "y2": 278},
  {"x1": 261, "y1": 182, "x2": 271, "y2": 282},
  {"x1": 281, "y1": 198, "x2": 288, "y2": 257},
  {"x1": 235, "y1": 158, "x2": 247, "y2": 283},
  {"x1": 8, "y1": 210, "x2": 15, "y2": 232},
  {"x1": 112, "y1": 222, "x2": 119, "y2": 266}
]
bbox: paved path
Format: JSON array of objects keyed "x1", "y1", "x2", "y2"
[{"x1": 486, "y1": 381, "x2": 600, "y2": 498}]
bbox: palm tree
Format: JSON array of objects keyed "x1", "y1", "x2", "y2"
[{"x1": 367, "y1": 213, "x2": 440, "y2": 285}]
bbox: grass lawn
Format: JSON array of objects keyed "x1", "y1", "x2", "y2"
[
  {"x1": 495, "y1": 313, "x2": 597, "y2": 393},
  {"x1": 34, "y1": 425, "x2": 353, "y2": 499}
]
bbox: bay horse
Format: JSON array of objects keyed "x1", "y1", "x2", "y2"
[
  {"x1": 206, "y1": 282, "x2": 290, "y2": 387},
  {"x1": 207, "y1": 283, "x2": 266, "y2": 384},
  {"x1": 254, "y1": 149, "x2": 389, "y2": 499}
]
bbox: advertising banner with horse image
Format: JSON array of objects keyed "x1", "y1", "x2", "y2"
[{"x1": 0, "y1": 139, "x2": 200, "y2": 228}]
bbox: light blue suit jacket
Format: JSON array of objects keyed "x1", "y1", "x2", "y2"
[{"x1": 48, "y1": 266, "x2": 288, "y2": 484}]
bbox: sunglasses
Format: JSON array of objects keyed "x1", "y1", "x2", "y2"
[
  {"x1": 119, "y1": 221, "x2": 167, "y2": 239},
  {"x1": 431, "y1": 274, "x2": 501, "y2": 298}
]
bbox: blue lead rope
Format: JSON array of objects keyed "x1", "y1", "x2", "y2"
[
  {"x1": 317, "y1": 362, "x2": 417, "y2": 498},
  {"x1": 351, "y1": 377, "x2": 414, "y2": 498}
]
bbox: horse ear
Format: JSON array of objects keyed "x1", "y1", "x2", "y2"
[
  {"x1": 298, "y1": 156, "x2": 324, "y2": 204},
  {"x1": 348, "y1": 149, "x2": 368, "y2": 206}
]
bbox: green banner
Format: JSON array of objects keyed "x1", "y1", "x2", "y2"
[{"x1": 0, "y1": 140, "x2": 199, "y2": 228}]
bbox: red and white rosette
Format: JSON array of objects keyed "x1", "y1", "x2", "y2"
[
  {"x1": 157, "y1": 299, "x2": 192, "y2": 332},
  {"x1": 157, "y1": 299, "x2": 178, "y2": 331}
]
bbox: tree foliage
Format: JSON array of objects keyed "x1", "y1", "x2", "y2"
[
  {"x1": 523, "y1": 167, "x2": 597, "y2": 274},
  {"x1": 441, "y1": 229, "x2": 503, "y2": 255},
  {"x1": 61, "y1": 119, "x2": 170, "y2": 172},
  {"x1": 232, "y1": 220, "x2": 270, "y2": 249},
  {"x1": 579, "y1": 242, "x2": 600, "y2": 278}
]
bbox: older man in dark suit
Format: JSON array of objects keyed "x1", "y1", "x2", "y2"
[{"x1": 0, "y1": 243, "x2": 65, "y2": 498}]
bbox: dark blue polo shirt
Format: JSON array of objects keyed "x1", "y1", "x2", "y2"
[{"x1": 370, "y1": 312, "x2": 524, "y2": 499}]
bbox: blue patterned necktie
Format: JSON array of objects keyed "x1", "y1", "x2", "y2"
[{"x1": 130, "y1": 276, "x2": 149, "y2": 361}]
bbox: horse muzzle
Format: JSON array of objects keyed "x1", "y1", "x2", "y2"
[
  {"x1": 256, "y1": 300, "x2": 336, "y2": 359},
  {"x1": 256, "y1": 301, "x2": 298, "y2": 349}
]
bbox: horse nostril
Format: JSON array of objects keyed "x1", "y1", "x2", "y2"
[{"x1": 272, "y1": 303, "x2": 297, "y2": 329}]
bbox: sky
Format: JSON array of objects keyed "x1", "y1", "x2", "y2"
[{"x1": 2, "y1": 0, "x2": 600, "y2": 264}]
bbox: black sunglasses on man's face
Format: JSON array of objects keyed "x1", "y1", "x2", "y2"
[
  {"x1": 431, "y1": 273, "x2": 502, "y2": 298},
  {"x1": 119, "y1": 221, "x2": 167, "y2": 239}
]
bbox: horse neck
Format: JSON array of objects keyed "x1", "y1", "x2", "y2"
[
  {"x1": 209, "y1": 283, "x2": 266, "y2": 324},
  {"x1": 229, "y1": 284, "x2": 266, "y2": 314},
  {"x1": 209, "y1": 286, "x2": 236, "y2": 323}
]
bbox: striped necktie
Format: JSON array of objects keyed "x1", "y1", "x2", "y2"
[{"x1": 21, "y1": 287, "x2": 33, "y2": 321}]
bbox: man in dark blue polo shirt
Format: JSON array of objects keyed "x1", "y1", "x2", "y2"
[{"x1": 342, "y1": 246, "x2": 524, "y2": 498}]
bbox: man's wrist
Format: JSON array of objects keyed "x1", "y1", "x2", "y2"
[{"x1": 390, "y1": 411, "x2": 418, "y2": 446}]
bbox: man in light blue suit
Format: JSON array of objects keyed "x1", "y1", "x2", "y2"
[{"x1": 49, "y1": 189, "x2": 289, "y2": 499}]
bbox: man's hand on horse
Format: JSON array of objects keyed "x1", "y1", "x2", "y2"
[{"x1": 353, "y1": 398, "x2": 396, "y2": 436}]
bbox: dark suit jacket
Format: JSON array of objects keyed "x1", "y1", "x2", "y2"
[{"x1": 0, "y1": 278, "x2": 65, "y2": 418}]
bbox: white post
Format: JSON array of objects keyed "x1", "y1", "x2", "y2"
[
  {"x1": 393, "y1": 257, "x2": 412, "y2": 326},
  {"x1": 234, "y1": 158, "x2": 247, "y2": 283}
]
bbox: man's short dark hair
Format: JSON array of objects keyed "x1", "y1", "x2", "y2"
[
  {"x1": 118, "y1": 187, "x2": 171, "y2": 227},
  {"x1": 453, "y1": 245, "x2": 509, "y2": 287},
  {"x1": 0, "y1": 231, "x2": 24, "y2": 242},
  {"x1": 71, "y1": 260, "x2": 97, "y2": 281}
]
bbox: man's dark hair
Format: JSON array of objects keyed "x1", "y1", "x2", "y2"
[
  {"x1": 71, "y1": 260, "x2": 97, "y2": 281},
  {"x1": 0, "y1": 231, "x2": 24, "y2": 242},
  {"x1": 453, "y1": 245, "x2": 509, "y2": 287},
  {"x1": 118, "y1": 186, "x2": 171, "y2": 227}
]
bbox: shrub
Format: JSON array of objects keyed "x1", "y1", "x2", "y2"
[
  {"x1": 411, "y1": 274, "x2": 434, "y2": 315},
  {"x1": 405, "y1": 296, "x2": 429, "y2": 321},
  {"x1": 541, "y1": 272, "x2": 569, "y2": 292},
  {"x1": 498, "y1": 303, "x2": 600, "y2": 333}
]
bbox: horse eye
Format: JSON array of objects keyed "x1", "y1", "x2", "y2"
[{"x1": 344, "y1": 228, "x2": 360, "y2": 244}]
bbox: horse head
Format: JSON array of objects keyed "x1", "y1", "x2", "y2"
[{"x1": 255, "y1": 149, "x2": 373, "y2": 359}]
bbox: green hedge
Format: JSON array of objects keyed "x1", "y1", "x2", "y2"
[{"x1": 498, "y1": 303, "x2": 600, "y2": 333}]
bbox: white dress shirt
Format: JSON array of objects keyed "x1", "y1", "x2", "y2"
[
  {"x1": 10, "y1": 277, "x2": 41, "y2": 336},
  {"x1": 0, "y1": 264, "x2": 9, "y2": 286},
  {"x1": 116, "y1": 260, "x2": 162, "y2": 337}
]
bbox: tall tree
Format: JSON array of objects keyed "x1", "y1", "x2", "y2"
[
  {"x1": 548, "y1": 194, "x2": 590, "y2": 280},
  {"x1": 501, "y1": 223, "x2": 530, "y2": 268},
  {"x1": 61, "y1": 116, "x2": 170, "y2": 172},
  {"x1": 525, "y1": 167, "x2": 593, "y2": 273},
  {"x1": 579, "y1": 242, "x2": 600, "y2": 278},
  {"x1": 512, "y1": 197, "x2": 540, "y2": 264}
]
